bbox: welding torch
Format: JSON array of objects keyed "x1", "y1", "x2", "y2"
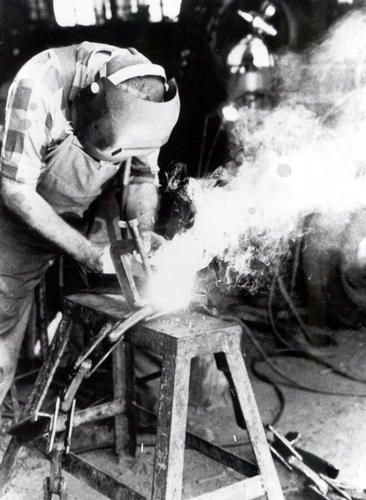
[
  {"x1": 119, "y1": 219, "x2": 152, "y2": 278},
  {"x1": 268, "y1": 426, "x2": 354, "y2": 500}
]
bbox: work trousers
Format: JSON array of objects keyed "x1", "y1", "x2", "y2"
[{"x1": 0, "y1": 202, "x2": 56, "y2": 405}]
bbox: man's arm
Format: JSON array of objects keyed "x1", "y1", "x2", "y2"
[
  {"x1": 1, "y1": 69, "x2": 104, "y2": 270},
  {"x1": 124, "y1": 182, "x2": 158, "y2": 231},
  {"x1": 125, "y1": 151, "x2": 161, "y2": 233},
  {"x1": 125, "y1": 182, "x2": 166, "y2": 252},
  {"x1": 1, "y1": 178, "x2": 104, "y2": 272}
]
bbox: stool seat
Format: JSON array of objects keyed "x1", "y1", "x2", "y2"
[{"x1": 0, "y1": 293, "x2": 284, "y2": 500}]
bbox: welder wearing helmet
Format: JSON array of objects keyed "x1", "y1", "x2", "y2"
[{"x1": 0, "y1": 42, "x2": 180, "y2": 405}]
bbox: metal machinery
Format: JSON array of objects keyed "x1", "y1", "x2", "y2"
[
  {"x1": 178, "y1": 0, "x2": 308, "y2": 176},
  {"x1": 211, "y1": 0, "x2": 306, "y2": 113}
]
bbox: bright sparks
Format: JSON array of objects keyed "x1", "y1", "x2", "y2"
[{"x1": 145, "y1": 231, "x2": 208, "y2": 311}]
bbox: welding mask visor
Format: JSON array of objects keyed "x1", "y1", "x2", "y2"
[{"x1": 74, "y1": 65, "x2": 180, "y2": 162}]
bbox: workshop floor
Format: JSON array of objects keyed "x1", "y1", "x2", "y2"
[{"x1": 1, "y1": 327, "x2": 366, "y2": 499}]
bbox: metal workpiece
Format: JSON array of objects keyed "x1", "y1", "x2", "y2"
[
  {"x1": 74, "y1": 322, "x2": 117, "y2": 369},
  {"x1": 70, "y1": 304, "x2": 156, "y2": 381},
  {"x1": 61, "y1": 361, "x2": 92, "y2": 412},
  {"x1": 108, "y1": 303, "x2": 156, "y2": 342}
]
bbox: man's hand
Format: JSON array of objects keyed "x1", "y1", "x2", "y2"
[
  {"x1": 1, "y1": 178, "x2": 104, "y2": 273},
  {"x1": 98, "y1": 244, "x2": 117, "y2": 274},
  {"x1": 142, "y1": 231, "x2": 166, "y2": 255},
  {"x1": 83, "y1": 243, "x2": 106, "y2": 273}
]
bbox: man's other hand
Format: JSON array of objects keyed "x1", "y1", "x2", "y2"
[
  {"x1": 83, "y1": 243, "x2": 106, "y2": 273},
  {"x1": 142, "y1": 231, "x2": 166, "y2": 256}
]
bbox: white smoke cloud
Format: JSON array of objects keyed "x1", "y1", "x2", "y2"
[{"x1": 147, "y1": 9, "x2": 366, "y2": 311}]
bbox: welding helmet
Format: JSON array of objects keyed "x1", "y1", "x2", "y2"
[{"x1": 73, "y1": 55, "x2": 180, "y2": 162}]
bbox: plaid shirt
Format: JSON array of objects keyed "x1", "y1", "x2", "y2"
[{"x1": 0, "y1": 42, "x2": 159, "y2": 186}]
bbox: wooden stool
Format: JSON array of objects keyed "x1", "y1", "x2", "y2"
[{"x1": 0, "y1": 293, "x2": 284, "y2": 500}]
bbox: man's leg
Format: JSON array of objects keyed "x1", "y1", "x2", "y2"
[
  {"x1": 0, "y1": 294, "x2": 33, "y2": 405},
  {"x1": 0, "y1": 216, "x2": 55, "y2": 407}
]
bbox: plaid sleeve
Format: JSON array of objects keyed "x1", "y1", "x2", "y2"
[
  {"x1": 130, "y1": 150, "x2": 160, "y2": 185},
  {"x1": 0, "y1": 47, "x2": 65, "y2": 186},
  {"x1": 0, "y1": 76, "x2": 50, "y2": 185}
]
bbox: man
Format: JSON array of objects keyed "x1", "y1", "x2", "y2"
[{"x1": 0, "y1": 41, "x2": 180, "y2": 405}]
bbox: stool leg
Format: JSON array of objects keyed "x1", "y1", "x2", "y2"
[
  {"x1": 125, "y1": 342, "x2": 137, "y2": 457},
  {"x1": 37, "y1": 278, "x2": 49, "y2": 361},
  {"x1": 0, "y1": 312, "x2": 73, "y2": 493},
  {"x1": 151, "y1": 353, "x2": 190, "y2": 500},
  {"x1": 112, "y1": 342, "x2": 126, "y2": 458},
  {"x1": 225, "y1": 350, "x2": 285, "y2": 500}
]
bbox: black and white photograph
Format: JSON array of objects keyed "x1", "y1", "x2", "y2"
[{"x1": 1, "y1": 1, "x2": 366, "y2": 499}]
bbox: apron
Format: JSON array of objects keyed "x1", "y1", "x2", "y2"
[{"x1": 37, "y1": 133, "x2": 121, "y2": 219}]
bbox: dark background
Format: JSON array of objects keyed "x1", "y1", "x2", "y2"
[{"x1": 0, "y1": 0, "x2": 363, "y2": 176}]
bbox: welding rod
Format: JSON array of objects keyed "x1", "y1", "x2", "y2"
[{"x1": 120, "y1": 158, "x2": 132, "y2": 221}]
